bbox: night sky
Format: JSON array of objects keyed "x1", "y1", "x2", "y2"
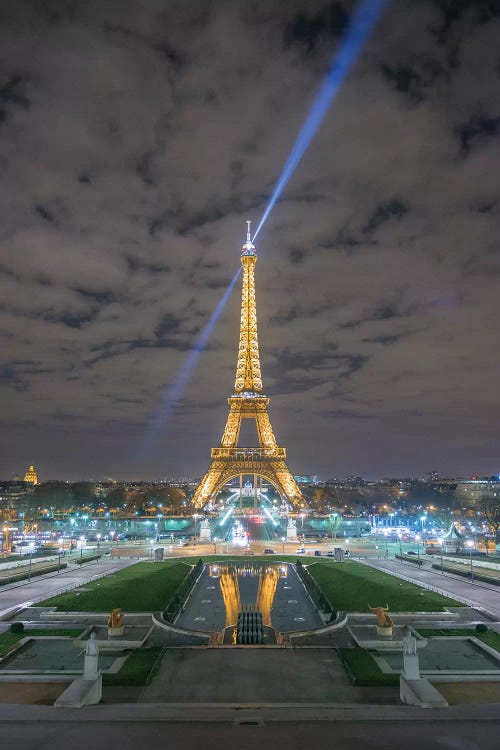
[{"x1": 1, "y1": 1, "x2": 499, "y2": 481}]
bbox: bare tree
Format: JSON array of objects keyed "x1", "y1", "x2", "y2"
[{"x1": 479, "y1": 495, "x2": 500, "y2": 547}]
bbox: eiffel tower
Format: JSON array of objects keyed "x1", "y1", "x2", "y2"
[{"x1": 192, "y1": 223, "x2": 304, "y2": 509}]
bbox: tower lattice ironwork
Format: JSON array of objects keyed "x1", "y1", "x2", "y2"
[{"x1": 192, "y1": 223, "x2": 304, "y2": 509}]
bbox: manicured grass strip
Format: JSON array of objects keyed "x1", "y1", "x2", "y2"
[
  {"x1": 416, "y1": 628, "x2": 500, "y2": 653},
  {"x1": 39, "y1": 561, "x2": 191, "y2": 612},
  {"x1": 338, "y1": 648, "x2": 399, "y2": 686},
  {"x1": 103, "y1": 647, "x2": 163, "y2": 686},
  {"x1": 0, "y1": 628, "x2": 83, "y2": 655},
  {"x1": 0, "y1": 631, "x2": 23, "y2": 654},
  {"x1": 308, "y1": 561, "x2": 459, "y2": 612}
]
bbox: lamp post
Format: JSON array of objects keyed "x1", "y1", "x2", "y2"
[
  {"x1": 281, "y1": 536, "x2": 285, "y2": 553},
  {"x1": 192, "y1": 514, "x2": 199, "y2": 545},
  {"x1": 96, "y1": 534, "x2": 101, "y2": 554},
  {"x1": 58, "y1": 547, "x2": 62, "y2": 574},
  {"x1": 80, "y1": 535, "x2": 85, "y2": 563},
  {"x1": 439, "y1": 538, "x2": 444, "y2": 573},
  {"x1": 28, "y1": 546, "x2": 33, "y2": 581},
  {"x1": 398, "y1": 533, "x2": 403, "y2": 559},
  {"x1": 467, "y1": 540, "x2": 474, "y2": 583},
  {"x1": 415, "y1": 534, "x2": 421, "y2": 565}
]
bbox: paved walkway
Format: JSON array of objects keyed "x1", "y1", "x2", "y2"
[
  {"x1": 139, "y1": 647, "x2": 397, "y2": 704},
  {"x1": 0, "y1": 706, "x2": 499, "y2": 750},
  {"x1": 0, "y1": 558, "x2": 137, "y2": 619},
  {"x1": 360, "y1": 559, "x2": 500, "y2": 620}
]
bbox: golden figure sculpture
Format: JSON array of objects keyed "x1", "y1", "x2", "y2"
[
  {"x1": 192, "y1": 223, "x2": 304, "y2": 509},
  {"x1": 368, "y1": 604, "x2": 393, "y2": 628},
  {"x1": 108, "y1": 608, "x2": 124, "y2": 629}
]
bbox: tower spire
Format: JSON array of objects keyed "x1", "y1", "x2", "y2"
[{"x1": 235, "y1": 222, "x2": 261, "y2": 392}]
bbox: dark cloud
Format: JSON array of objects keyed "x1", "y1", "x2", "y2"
[
  {"x1": 362, "y1": 199, "x2": 408, "y2": 234},
  {"x1": 456, "y1": 115, "x2": 500, "y2": 157},
  {"x1": 0, "y1": 0, "x2": 498, "y2": 480}
]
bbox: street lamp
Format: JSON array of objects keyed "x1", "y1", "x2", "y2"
[
  {"x1": 398, "y1": 532, "x2": 403, "y2": 559},
  {"x1": 80, "y1": 535, "x2": 85, "y2": 563},
  {"x1": 96, "y1": 534, "x2": 101, "y2": 554},
  {"x1": 466, "y1": 539, "x2": 475, "y2": 582},
  {"x1": 281, "y1": 536, "x2": 285, "y2": 553},
  {"x1": 192, "y1": 514, "x2": 199, "y2": 544},
  {"x1": 438, "y1": 537, "x2": 444, "y2": 573},
  {"x1": 415, "y1": 534, "x2": 421, "y2": 565},
  {"x1": 58, "y1": 547, "x2": 63, "y2": 574}
]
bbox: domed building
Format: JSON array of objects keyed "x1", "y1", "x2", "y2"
[{"x1": 24, "y1": 465, "x2": 39, "y2": 485}]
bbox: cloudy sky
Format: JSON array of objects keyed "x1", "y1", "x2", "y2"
[{"x1": 0, "y1": 0, "x2": 499, "y2": 481}]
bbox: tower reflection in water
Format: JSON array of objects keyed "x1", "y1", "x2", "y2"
[{"x1": 209, "y1": 563, "x2": 287, "y2": 627}]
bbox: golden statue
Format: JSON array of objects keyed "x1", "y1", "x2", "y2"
[
  {"x1": 108, "y1": 608, "x2": 124, "y2": 629},
  {"x1": 368, "y1": 604, "x2": 393, "y2": 629}
]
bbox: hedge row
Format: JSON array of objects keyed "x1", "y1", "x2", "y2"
[
  {"x1": 74, "y1": 554, "x2": 102, "y2": 565},
  {"x1": 395, "y1": 554, "x2": 424, "y2": 566},
  {"x1": 0, "y1": 562, "x2": 68, "y2": 586},
  {"x1": 431, "y1": 563, "x2": 500, "y2": 586},
  {"x1": 163, "y1": 558, "x2": 203, "y2": 621},
  {"x1": 296, "y1": 559, "x2": 335, "y2": 617}
]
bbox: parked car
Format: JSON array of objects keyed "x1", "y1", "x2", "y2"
[
  {"x1": 263, "y1": 548, "x2": 275, "y2": 554},
  {"x1": 296, "y1": 548, "x2": 306, "y2": 554},
  {"x1": 327, "y1": 551, "x2": 335, "y2": 557},
  {"x1": 243, "y1": 550, "x2": 254, "y2": 556},
  {"x1": 314, "y1": 550, "x2": 322, "y2": 556}
]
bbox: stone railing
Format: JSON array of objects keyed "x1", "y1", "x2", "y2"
[{"x1": 211, "y1": 447, "x2": 286, "y2": 459}]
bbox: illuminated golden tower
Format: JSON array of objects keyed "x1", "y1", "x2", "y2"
[
  {"x1": 24, "y1": 465, "x2": 39, "y2": 485},
  {"x1": 192, "y1": 223, "x2": 304, "y2": 509}
]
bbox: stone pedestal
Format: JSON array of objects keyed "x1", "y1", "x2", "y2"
[
  {"x1": 199, "y1": 518, "x2": 211, "y2": 541},
  {"x1": 55, "y1": 676, "x2": 102, "y2": 708},
  {"x1": 376, "y1": 625, "x2": 393, "y2": 637},
  {"x1": 286, "y1": 518, "x2": 298, "y2": 542},
  {"x1": 403, "y1": 652, "x2": 420, "y2": 680},
  {"x1": 108, "y1": 626, "x2": 124, "y2": 637},
  {"x1": 400, "y1": 676, "x2": 448, "y2": 708}
]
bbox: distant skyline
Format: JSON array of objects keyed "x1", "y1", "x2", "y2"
[{"x1": 1, "y1": 1, "x2": 499, "y2": 481}]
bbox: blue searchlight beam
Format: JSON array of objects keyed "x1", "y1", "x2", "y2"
[
  {"x1": 253, "y1": 0, "x2": 389, "y2": 241},
  {"x1": 140, "y1": 266, "x2": 241, "y2": 451}
]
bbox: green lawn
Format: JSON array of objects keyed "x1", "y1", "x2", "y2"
[
  {"x1": 0, "y1": 628, "x2": 83, "y2": 655},
  {"x1": 416, "y1": 628, "x2": 500, "y2": 653},
  {"x1": 308, "y1": 561, "x2": 459, "y2": 612},
  {"x1": 338, "y1": 648, "x2": 399, "y2": 686},
  {"x1": 39, "y1": 561, "x2": 192, "y2": 612},
  {"x1": 103, "y1": 647, "x2": 163, "y2": 686}
]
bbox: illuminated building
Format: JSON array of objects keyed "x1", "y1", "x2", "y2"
[
  {"x1": 192, "y1": 223, "x2": 304, "y2": 509},
  {"x1": 24, "y1": 465, "x2": 39, "y2": 485}
]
